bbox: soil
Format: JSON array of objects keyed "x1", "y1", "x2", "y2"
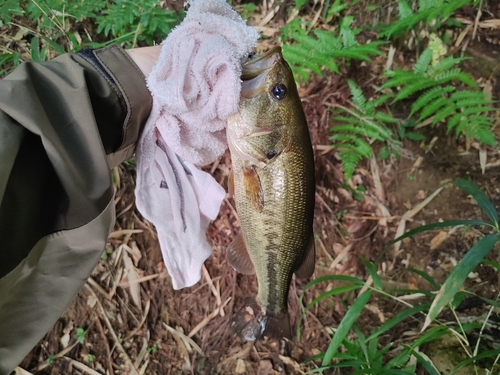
[{"x1": 12, "y1": 2, "x2": 500, "y2": 375}]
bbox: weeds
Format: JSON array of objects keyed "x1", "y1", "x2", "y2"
[
  {"x1": 300, "y1": 180, "x2": 500, "y2": 373},
  {"x1": 0, "y1": 0, "x2": 182, "y2": 74}
]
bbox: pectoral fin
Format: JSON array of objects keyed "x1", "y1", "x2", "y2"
[
  {"x1": 243, "y1": 166, "x2": 264, "y2": 212},
  {"x1": 227, "y1": 233, "x2": 255, "y2": 275},
  {"x1": 294, "y1": 234, "x2": 315, "y2": 279}
]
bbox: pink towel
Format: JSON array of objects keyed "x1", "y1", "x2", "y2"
[{"x1": 135, "y1": 0, "x2": 259, "y2": 289}]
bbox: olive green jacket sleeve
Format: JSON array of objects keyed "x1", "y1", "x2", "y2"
[{"x1": 0, "y1": 45, "x2": 152, "y2": 374}]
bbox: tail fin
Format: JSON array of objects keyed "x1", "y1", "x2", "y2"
[{"x1": 231, "y1": 298, "x2": 292, "y2": 342}]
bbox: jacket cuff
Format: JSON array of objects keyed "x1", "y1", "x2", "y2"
[{"x1": 76, "y1": 45, "x2": 153, "y2": 168}]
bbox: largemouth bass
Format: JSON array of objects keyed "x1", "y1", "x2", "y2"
[{"x1": 226, "y1": 47, "x2": 316, "y2": 341}]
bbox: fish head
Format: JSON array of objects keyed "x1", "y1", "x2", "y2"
[{"x1": 227, "y1": 47, "x2": 304, "y2": 165}]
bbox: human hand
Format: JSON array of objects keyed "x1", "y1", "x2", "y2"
[{"x1": 126, "y1": 45, "x2": 161, "y2": 77}]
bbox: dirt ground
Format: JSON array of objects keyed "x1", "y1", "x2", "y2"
[{"x1": 13, "y1": 2, "x2": 500, "y2": 375}]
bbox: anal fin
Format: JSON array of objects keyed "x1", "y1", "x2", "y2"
[
  {"x1": 227, "y1": 233, "x2": 255, "y2": 275},
  {"x1": 294, "y1": 234, "x2": 315, "y2": 279}
]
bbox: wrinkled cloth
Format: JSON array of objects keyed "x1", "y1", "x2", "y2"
[
  {"x1": 0, "y1": 45, "x2": 152, "y2": 375},
  {"x1": 135, "y1": 0, "x2": 259, "y2": 289}
]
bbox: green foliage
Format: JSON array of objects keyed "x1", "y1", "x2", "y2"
[
  {"x1": 382, "y1": 45, "x2": 497, "y2": 146},
  {"x1": 0, "y1": 0, "x2": 182, "y2": 71},
  {"x1": 299, "y1": 180, "x2": 500, "y2": 374},
  {"x1": 76, "y1": 327, "x2": 86, "y2": 344},
  {"x1": 96, "y1": 0, "x2": 181, "y2": 45},
  {"x1": 380, "y1": 0, "x2": 471, "y2": 39},
  {"x1": 281, "y1": 17, "x2": 384, "y2": 83},
  {"x1": 330, "y1": 80, "x2": 399, "y2": 180}
]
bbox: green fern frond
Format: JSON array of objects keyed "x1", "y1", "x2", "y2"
[
  {"x1": 374, "y1": 111, "x2": 400, "y2": 124},
  {"x1": 332, "y1": 124, "x2": 387, "y2": 141},
  {"x1": 413, "y1": 48, "x2": 432, "y2": 73},
  {"x1": 380, "y1": 0, "x2": 469, "y2": 38},
  {"x1": 282, "y1": 19, "x2": 382, "y2": 83},
  {"x1": 447, "y1": 113, "x2": 463, "y2": 130},
  {"x1": 467, "y1": 123, "x2": 497, "y2": 146},
  {"x1": 313, "y1": 30, "x2": 344, "y2": 51},
  {"x1": 410, "y1": 85, "x2": 455, "y2": 116},
  {"x1": 348, "y1": 80, "x2": 367, "y2": 110},
  {"x1": 450, "y1": 90, "x2": 488, "y2": 101},
  {"x1": 434, "y1": 69, "x2": 477, "y2": 87},
  {"x1": 381, "y1": 70, "x2": 425, "y2": 89},
  {"x1": 338, "y1": 149, "x2": 365, "y2": 180},
  {"x1": 392, "y1": 76, "x2": 435, "y2": 102},
  {"x1": 418, "y1": 96, "x2": 448, "y2": 121},
  {"x1": 340, "y1": 16, "x2": 357, "y2": 48},
  {"x1": 427, "y1": 56, "x2": 469, "y2": 74},
  {"x1": 460, "y1": 106, "x2": 496, "y2": 117},
  {"x1": 371, "y1": 94, "x2": 393, "y2": 107},
  {"x1": 431, "y1": 104, "x2": 457, "y2": 124},
  {"x1": 454, "y1": 97, "x2": 494, "y2": 109}
]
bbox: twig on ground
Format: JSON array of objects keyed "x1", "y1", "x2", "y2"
[
  {"x1": 95, "y1": 316, "x2": 114, "y2": 375},
  {"x1": 84, "y1": 284, "x2": 140, "y2": 375},
  {"x1": 62, "y1": 356, "x2": 101, "y2": 375},
  {"x1": 163, "y1": 323, "x2": 204, "y2": 356},
  {"x1": 188, "y1": 297, "x2": 231, "y2": 338}
]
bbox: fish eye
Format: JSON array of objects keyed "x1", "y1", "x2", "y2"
[{"x1": 271, "y1": 83, "x2": 287, "y2": 100}]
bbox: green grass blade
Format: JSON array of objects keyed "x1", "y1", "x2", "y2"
[
  {"x1": 392, "y1": 219, "x2": 489, "y2": 243},
  {"x1": 408, "y1": 347, "x2": 441, "y2": 375},
  {"x1": 360, "y1": 257, "x2": 382, "y2": 290},
  {"x1": 366, "y1": 303, "x2": 431, "y2": 342},
  {"x1": 406, "y1": 267, "x2": 440, "y2": 289},
  {"x1": 322, "y1": 290, "x2": 372, "y2": 366},
  {"x1": 304, "y1": 274, "x2": 365, "y2": 291},
  {"x1": 453, "y1": 179, "x2": 499, "y2": 224},
  {"x1": 451, "y1": 348, "x2": 500, "y2": 374},
  {"x1": 423, "y1": 234, "x2": 499, "y2": 331}
]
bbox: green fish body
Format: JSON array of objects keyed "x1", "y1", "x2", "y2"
[{"x1": 226, "y1": 47, "x2": 316, "y2": 341}]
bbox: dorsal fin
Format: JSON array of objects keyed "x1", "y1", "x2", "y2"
[
  {"x1": 226, "y1": 233, "x2": 255, "y2": 275},
  {"x1": 294, "y1": 234, "x2": 315, "y2": 279}
]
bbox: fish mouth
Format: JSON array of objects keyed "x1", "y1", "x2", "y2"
[{"x1": 241, "y1": 46, "x2": 282, "y2": 98}]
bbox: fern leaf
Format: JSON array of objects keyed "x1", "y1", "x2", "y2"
[
  {"x1": 434, "y1": 69, "x2": 477, "y2": 87},
  {"x1": 427, "y1": 56, "x2": 468, "y2": 75},
  {"x1": 454, "y1": 118, "x2": 469, "y2": 136},
  {"x1": 332, "y1": 124, "x2": 387, "y2": 141},
  {"x1": 348, "y1": 80, "x2": 367, "y2": 111},
  {"x1": 374, "y1": 111, "x2": 399, "y2": 124},
  {"x1": 341, "y1": 16, "x2": 356, "y2": 48},
  {"x1": 468, "y1": 124, "x2": 497, "y2": 146},
  {"x1": 456, "y1": 98, "x2": 495, "y2": 110},
  {"x1": 399, "y1": 0, "x2": 413, "y2": 19},
  {"x1": 361, "y1": 119, "x2": 394, "y2": 140},
  {"x1": 392, "y1": 76, "x2": 435, "y2": 102},
  {"x1": 371, "y1": 94, "x2": 393, "y2": 107},
  {"x1": 413, "y1": 47, "x2": 432, "y2": 74},
  {"x1": 410, "y1": 85, "x2": 454, "y2": 116},
  {"x1": 330, "y1": 134, "x2": 373, "y2": 157},
  {"x1": 380, "y1": 9, "x2": 428, "y2": 38},
  {"x1": 460, "y1": 106, "x2": 496, "y2": 117},
  {"x1": 417, "y1": 96, "x2": 448, "y2": 121},
  {"x1": 451, "y1": 90, "x2": 489, "y2": 102},
  {"x1": 447, "y1": 113, "x2": 463, "y2": 131},
  {"x1": 382, "y1": 70, "x2": 425, "y2": 89},
  {"x1": 338, "y1": 149, "x2": 363, "y2": 180},
  {"x1": 431, "y1": 104, "x2": 457, "y2": 125},
  {"x1": 313, "y1": 30, "x2": 343, "y2": 52},
  {"x1": 331, "y1": 116, "x2": 359, "y2": 125}
]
